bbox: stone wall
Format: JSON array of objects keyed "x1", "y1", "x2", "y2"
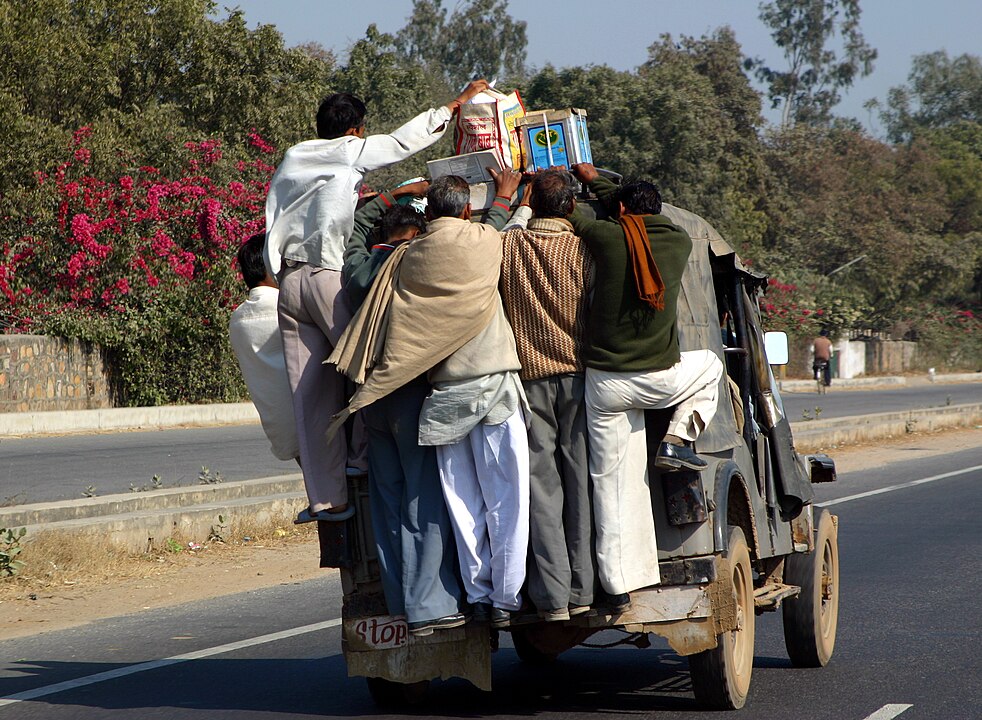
[
  {"x1": 788, "y1": 336, "x2": 918, "y2": 379},
  {"x1": 0, "y1": 335, "x2": 111, "y2": 412}
]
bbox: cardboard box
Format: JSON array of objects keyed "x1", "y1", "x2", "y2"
[{"x1": 517, "y1": 108, "x2": 593, "y2": 171}]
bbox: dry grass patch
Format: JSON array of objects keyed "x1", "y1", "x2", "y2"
[{"x1": 0, "y1": 511, "x2": 317, "y2": 602}]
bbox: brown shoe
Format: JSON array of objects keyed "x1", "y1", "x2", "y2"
[{"x1": 539, "y1": 608, "x2": 571, "y2": 622}]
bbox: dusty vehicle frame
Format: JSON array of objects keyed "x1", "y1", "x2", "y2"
[{"x1": 320, "y1": 196, "x2": 840, "y2": 711}]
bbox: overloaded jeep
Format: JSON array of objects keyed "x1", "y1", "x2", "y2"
[{"x1": 319, "y1": 184, "x2": 840, "y2": 711}]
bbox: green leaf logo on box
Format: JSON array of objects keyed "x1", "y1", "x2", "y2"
[{"x1": 534, "y1": 129, "x2": 562, "y2": 148}]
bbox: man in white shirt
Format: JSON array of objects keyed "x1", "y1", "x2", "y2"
[
  {"x1": 229, "y1": 234, "x2": 299, "y2": 463},
  {"x1": 265, "y1": 80, "x2": 489, "y2": 522}
]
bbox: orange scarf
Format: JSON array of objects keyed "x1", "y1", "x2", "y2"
[{"x1": 620, "y1": 214, "x2": 665, "y2": 311}]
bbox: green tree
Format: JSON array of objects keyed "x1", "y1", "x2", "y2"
[
  {"x1": 395, "y1": 0, "x2": 527, "y2": 89},
  {"x1": 757, "y1": 124, "x2": 973, "y2": 326},
  {"x1": 0, "y1": 0, "x2": 335, "y2": 190},
  {"x1": 881, "y1": 51, "x2": 982, "y2": 141},
  {"x1": 523, "y1": 29, "x2": 769, "y2": 256},
  {"x1": 749, "y1": 0, "x2": 877, "y2": 126}
]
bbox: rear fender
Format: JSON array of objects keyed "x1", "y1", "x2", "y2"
[{"x1": 712, "y1": 461, "x2": 758, "y2": 558}]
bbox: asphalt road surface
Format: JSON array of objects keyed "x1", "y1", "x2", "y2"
[
  {"x1": 780, "y1": 380, "x2": 982, "y2": 421},
  {"x1": 2, "y1": 382, "x2": 980, "y2": 505},
  {"x1": 0, "y1": 425, "x2": 295, "y2": 505},
  {"x1": 1, "y1": 443, "x2": 979, "y2": 719}
]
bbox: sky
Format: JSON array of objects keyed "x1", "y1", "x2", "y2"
[{"x1": 219, "y1": 0, "x2": 980, "y2": 134}]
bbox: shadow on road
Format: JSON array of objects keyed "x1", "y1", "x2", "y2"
[{"x1": 3, "y1": 648, "x2": 799, "y2": 717}]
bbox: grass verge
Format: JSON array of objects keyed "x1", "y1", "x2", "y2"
[{"x1": 0, "y1": 511, "x2": 316, "y2": 601}]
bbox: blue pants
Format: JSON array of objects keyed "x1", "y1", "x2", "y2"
[{"x1": 363, "y1": 378, "x2": 462, "y2": 623}]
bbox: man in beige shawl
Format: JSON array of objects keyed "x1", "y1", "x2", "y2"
[{"x1": 331, "y1": 173, "x2": 530, "y2": 629}]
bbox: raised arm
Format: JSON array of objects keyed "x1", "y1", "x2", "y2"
[
  {"x1": 354, "y1": 80, "x2": 491, "y2": 173},
  {"x1": 342, "y1": 193, "x2": 392, "y2": 287},
  {"x1": 568, "y1": 163, "x2": 620, "y2": 240},
  {"x1": 343, "y1": 180, "x2": 429, "y2": 296},
  {"x1": 483, "y1": 167, "x2": 523, "y2": 231}
]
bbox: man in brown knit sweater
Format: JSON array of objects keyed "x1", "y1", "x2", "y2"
[{"x1": 500, "y1": 169, "x2": 597, "y2": 621}]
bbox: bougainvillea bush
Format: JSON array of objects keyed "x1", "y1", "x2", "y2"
[
  {"x1": 906, "y1": 307, "x2": 982, "y2": 372},
  {"x1": 0, "y1": 128, "x2": 275, "y2": 405}
]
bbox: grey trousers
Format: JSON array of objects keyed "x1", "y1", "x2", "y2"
[
  {"x1": 363, "y1": 378, "x2": 462, "y2": 624},
  {"x1": 524, "y1": 373, "x2": 596, "y2": 610},
  {"x1": 277, "y1": 263, "x2": 366, "y2": 512}
]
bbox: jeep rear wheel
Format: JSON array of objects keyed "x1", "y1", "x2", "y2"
[
  {"x1": 689, "y1": 525, "x2": 755, "y2": 710},
  {"x1": 783, "y1": 508, "x2": 839, "y2": 667}
]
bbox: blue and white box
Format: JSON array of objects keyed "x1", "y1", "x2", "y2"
[{"x1": 518, "y1": 108, "x2": 592, "y2": 171}]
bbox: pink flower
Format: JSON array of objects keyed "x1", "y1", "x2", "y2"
[
  {"x1": 247, "y1": 131, "x2": 275, "y2": 154},
  {"x1": 151, "y1": 230, "x2": 174, "y2": 256},
  {"x1": 170, "y1": 251, "x2": 196, "y2": 280},
  {"x1": 72, "y1": 127, "x2": 93, "y2": 145}
]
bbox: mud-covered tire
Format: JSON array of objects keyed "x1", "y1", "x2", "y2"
[
  {"x1": 365, "y1": 677, "x2": 429, "y2": 708},
  {"x1": 783, "y1": 508, "x2": 839, "y2": 667},
  {"x1": 511, "y1": 628, "x2": 559, "y2": 665},
  {"x1": 689, "y1": 525, "x2": 755, "y2": 710}
]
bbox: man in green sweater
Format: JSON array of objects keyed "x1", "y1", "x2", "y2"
[{"x1": 568, "y1": 162, "x2": 723, "y2": 607}]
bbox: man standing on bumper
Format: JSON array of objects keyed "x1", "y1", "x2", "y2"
[
  {"x1": 415, "y1": 174, "x2": 531, "y2": 629},
  {"x1": 569, "y1": 163, "x2": 723, "y2": 607},
  {"x1": 264, "y1": 80, "x2": 489, "y2": 522},
  {"x1": 499, "y1": 169, "x2": 597, "y2": 621}
]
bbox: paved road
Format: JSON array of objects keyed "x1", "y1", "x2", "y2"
[
  {"x1": 1, "y1": 444, "x2": 979, "y2": 719},
  {"x1": 780, "y1": 380, "x2": 982, "y2": 422},
  {"x1": 2, "y1": 382, "x2": 979, "y2": 505},
  {"x1": 0, "y1": 425, "x2": 296, "y2": 505}
]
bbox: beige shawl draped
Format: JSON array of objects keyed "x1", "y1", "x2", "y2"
[{"x1": 326, "y1": 216, "x2": 503, "y2": 434}]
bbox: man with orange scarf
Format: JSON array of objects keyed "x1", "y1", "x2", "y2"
[{"x1": 568, "y1": 163, "x2": 723, "y2": 610}]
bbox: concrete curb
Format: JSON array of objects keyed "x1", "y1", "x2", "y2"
[
  {"x1": 0, "y1": 475, "x2": 303, "y2": 527},
  {"x1": 9, "y1": 404, "x2": 980, "y2": 552},
  {"x1": 0, "y1": 402, "x2": 259, "y2": 437},
  {"x1": 790, "y1": 402, "x2": 982, "y2": 452},
  {"x1": 778, "y1": 372, "x2": 981, "y2": 393},
  {"x1": 3, "y1": 373, "x2": 979, "y2": 438},
  {"x1": 778, "y1": 376, "x2": 907, "y2": 392},
  {"x1": 2, "y1": 475, "x2": 306, "y2": 553}
]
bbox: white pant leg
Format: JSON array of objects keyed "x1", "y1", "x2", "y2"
[
  {"x1": 472, "y1": 410, "x2": 530, "y2": 611},
  {"x1": 598, "y1": 350, "x2": 724, "y2": 443},
  {"x1": 585, "y1": 369, "x2": 661, "y2": 594},
  {"x1": 665, "y1": 350, "x2": 723, "y2": 442},
  {"x1": 437, "y1": 440, "x2": 493, "y2": 607}
]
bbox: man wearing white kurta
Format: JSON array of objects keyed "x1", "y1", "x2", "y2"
[
  {"x1": 264, "y1": 81, "x2": 489, "y2": 521},
  {"x1": 229, "y1": 234, "x2": 300, "y2": 463}
]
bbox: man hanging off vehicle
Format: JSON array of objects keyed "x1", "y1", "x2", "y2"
[{"x1": 568, "y1": 162, "x2": 724, "y2": 608}]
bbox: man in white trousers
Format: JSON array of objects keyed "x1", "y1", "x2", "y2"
[
  {"x1": 569, "y1": 163, "x2": 723, "y2": 611},
  {"x1": 414, "y1": 175, "x2": 531, "y2": 629}
]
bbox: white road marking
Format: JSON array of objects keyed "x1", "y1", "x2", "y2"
[
  {"x1": 5, "y1": 463, "x2": 979, "y2": 710},
  {"x1": 0, "y1": 618, "x2": 341, "y2": 709},
  {"x1": 862, "y1": 704, "x2": 914, "y2": 720},
  {"x1": 817, "y1": 464, "x2": 982, "y2": 507}
]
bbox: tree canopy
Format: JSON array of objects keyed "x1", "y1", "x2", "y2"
[
  {"x1": 0, "y1": 0, "x2": 978, "y2": 399},
  {"x1": 749, "y1": 0, "x2": 877, "y2": 126}
]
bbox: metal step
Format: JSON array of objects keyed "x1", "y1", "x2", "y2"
[{"x1": 754, "y1": 582, "x2": 801, "y2": 611}]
